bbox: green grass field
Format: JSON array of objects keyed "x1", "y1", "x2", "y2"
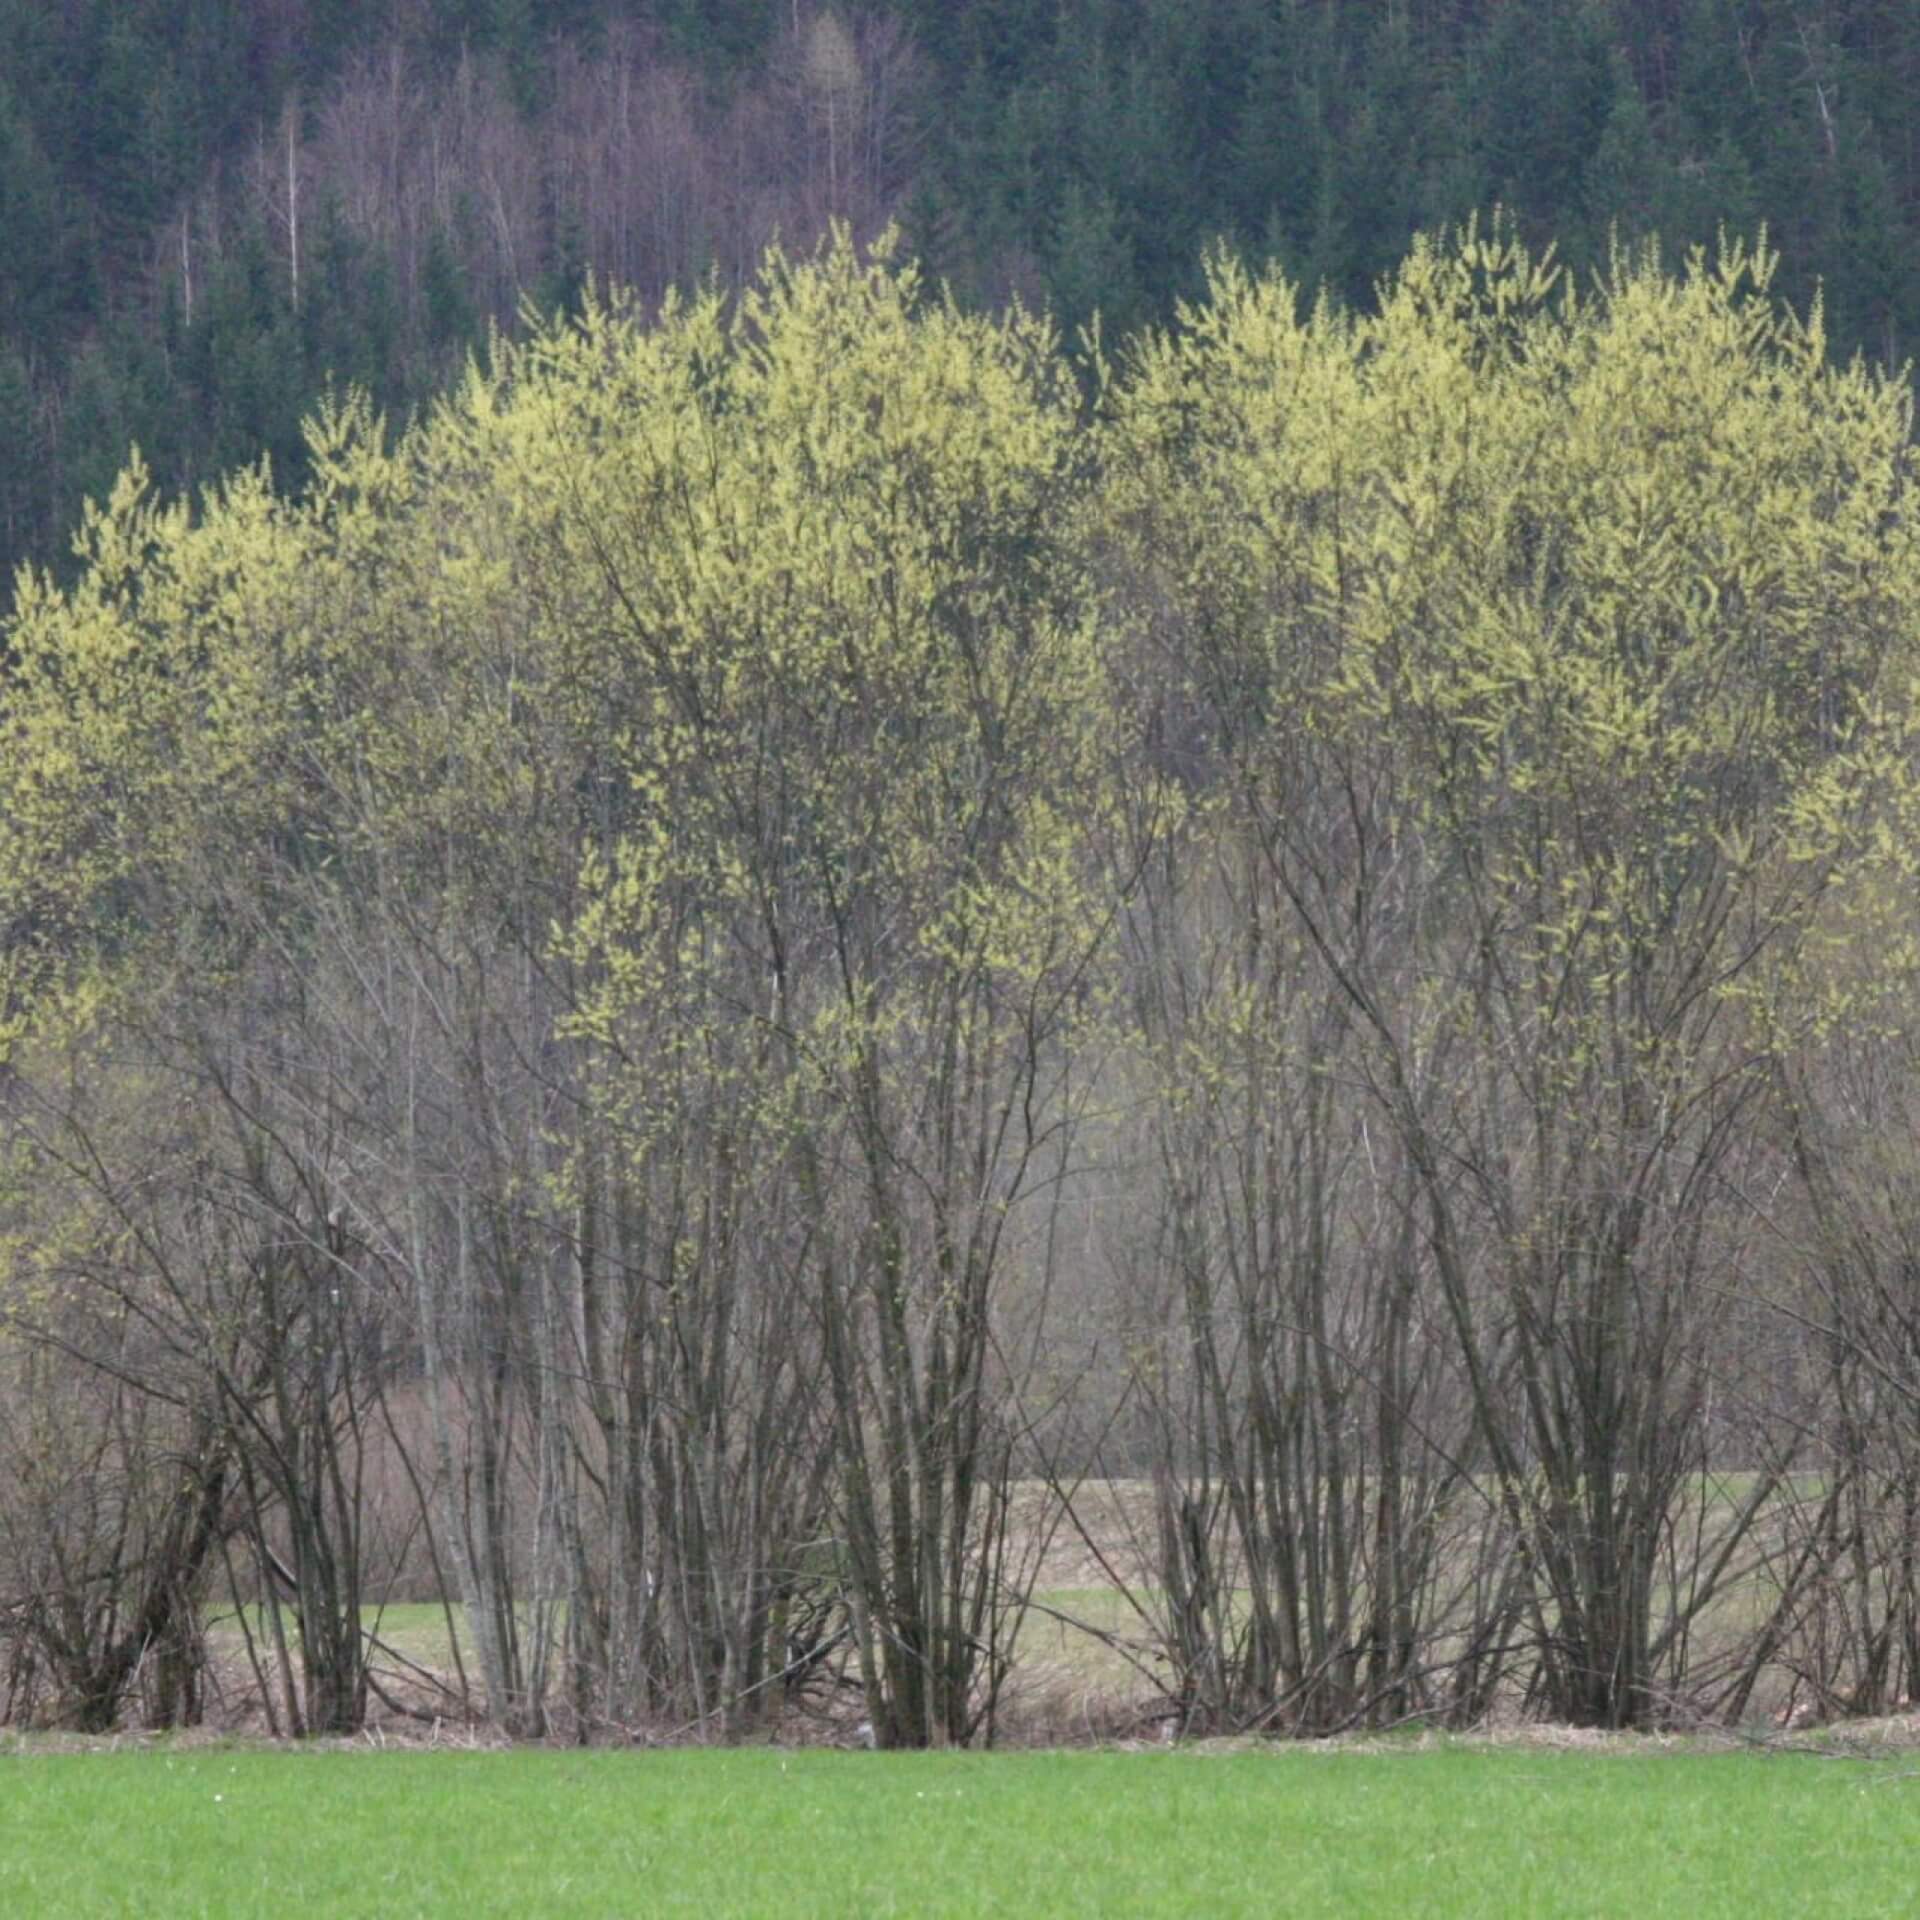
[{"x1": 3, "y1": 1743, "x2": 1917, "y2": 1917}]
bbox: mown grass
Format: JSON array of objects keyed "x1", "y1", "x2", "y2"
[{"x1": 3, "y1": 1742, "x2": 1917, "y2": 1917}]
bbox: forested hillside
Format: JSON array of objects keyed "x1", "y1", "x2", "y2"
[{"x1": 4, "y1": 0, "x2": 1920, "y2": 592}]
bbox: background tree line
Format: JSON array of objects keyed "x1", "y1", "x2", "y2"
[
  {"x1": 6, "y1": 0, "x2": 1920, "y2": 595},
  {"x1": 5, "y1": 225, "x2": 1920, "y2": 1744}
]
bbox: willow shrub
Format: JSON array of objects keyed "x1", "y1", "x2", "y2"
[
  {"x1": 1100, "y1": 226, "x2": 1920, "y2": 1728},
  {"x1": 4, "y1": 227, "x2": 1919, "y2": 1737}
]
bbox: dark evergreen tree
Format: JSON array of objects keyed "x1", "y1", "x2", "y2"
[
  {"x1": 1474, "y1": 0, "x2": 1619, "y2": 241},
  {"x1": 0, "y1": 79, "x2": 75, "y2": 350},
  {"x1": 0, "y1": 342, "x2": 40, "y2": 566},
  {"x1": 1046, "y1": 180, "x2": 1137, "y2": 345},
  {"x1": 1582, "y1": 50, "x2": 1667, "y2": 248}
]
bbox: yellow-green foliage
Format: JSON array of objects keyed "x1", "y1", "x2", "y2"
[
  {"x1": 410, "y1": 233, "x2": 1116, "y2": 1153},
  {"x1": 0, "y1": 451, "x2": 320, "y2": 1050},
  {"x1": 5, "y1": 221, "x2": 1916, "y2": 1135},
  {"x1": 1104, "y1": 224, "x2": 1920, "y2": 1081}
]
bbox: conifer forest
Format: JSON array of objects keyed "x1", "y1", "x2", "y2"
[{"x1": 6, "y1": 2, "x2": 1920, "y2": 1746}]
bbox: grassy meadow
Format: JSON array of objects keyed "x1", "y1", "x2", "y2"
[
  {"x1": 3, "y1": 1742, "x2": 1917, "y2": 1918},
  {"x1": 197, "y1": 1469, "x2": 1833, "y2": 1739}
]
